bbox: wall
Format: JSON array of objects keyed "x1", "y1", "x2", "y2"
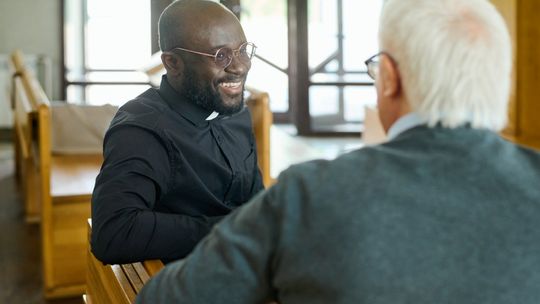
[
  {"x1": 492, "y1": 0, "x2": 540, "y2": 150},
  {"x1": 0, "y1": 0, "x2": 61, "y2": 127}
]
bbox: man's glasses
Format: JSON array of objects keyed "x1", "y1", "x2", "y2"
[
  {"x1": 168, "y1": 42, "x2": 257, "y2": 70},
  {"x1": 364, "y1": 51, "x2": 397, "y2": 80},
  {"x1": 364, "y1": 52, "x2": 383, "y2": 80}
]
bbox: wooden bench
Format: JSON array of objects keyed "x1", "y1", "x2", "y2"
[
  {"x1": 246, "y1": 87, "x2": 273, "y2": 187},
  {"x1": 11, "y1": 50, "x2": 104, "y2": 299},
  {"x1": 11, "y1": 60, "x2": 41, "y2": 222},
  {"x1": 86, "y1": 218, "x2": 280, "y2": 304},
  {"x1": 86, "y1": 220, "x2": 164, "y2": 304}
]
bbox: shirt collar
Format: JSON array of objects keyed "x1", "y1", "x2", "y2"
[
  {"x1": 387, "y1": 112, "x2": 426, "y2": 141},
  {"x1": 158, "y1": 75, "x2": 215, "y2": 126},
  {"x1": 206, "y1": 111, "x2": 219, "y2": 120}
]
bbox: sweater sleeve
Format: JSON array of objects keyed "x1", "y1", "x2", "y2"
[{"x1": 136, "y1": 186, "x2": 281, "y2": 304}]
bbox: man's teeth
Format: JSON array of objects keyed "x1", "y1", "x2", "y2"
[{"x1": 220, "y1": 82, "x2": 241, "y2": 88}]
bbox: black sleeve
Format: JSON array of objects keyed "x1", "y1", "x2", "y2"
[
  {"x1": 250, "y1": 131, "x2": 266, "y2": 193},
  {"x1": 136, "y1": 188, "x2": 279, "y2": 304},
  {"x1": 91, "y1": 125, "x2": 219, "y2": 264}
]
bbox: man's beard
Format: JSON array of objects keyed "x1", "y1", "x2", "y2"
[{"x1": 183, "y1": 68, "x2": 244, "y2": 115}]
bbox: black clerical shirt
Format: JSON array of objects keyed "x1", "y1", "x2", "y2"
[{"x1": 91, "y1": 76, "x2": 264, "y2": 264}]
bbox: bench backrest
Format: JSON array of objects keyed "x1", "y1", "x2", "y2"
[
  {"x1": 246, "y1": 88, "x2": 273, "y2": 187},
  {"x1": 12, "y1": 49, "x2": 52, "y2": 220},
  {"x1": 86, "y1": 220, "x2": 164, "y2": 304}
]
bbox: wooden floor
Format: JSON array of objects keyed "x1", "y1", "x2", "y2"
[
  {"x1": 270, "y1": 125, "x2": 362, "y2": 178},
  {"x1": 0, "y1": 143, "x2": 83, "y2": 304}
]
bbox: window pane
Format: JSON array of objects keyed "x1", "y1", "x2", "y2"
[
  {"x1": 344, "y1": 86, "x2": 377, "y2": 122},
  {"x1": 66, "y1": 71, "x2": 149, "y2": 83},
  {"x1": 342, "y1": 0, "x2": 383, "y2": 71},
  {"x1": 64, "y1": 0, "x2": 84, "y2": 75},
  {"x1": 66, "y1": 85, "x2": 85, "y2": 104},
  {"x1": 309, "y1": 86, "x2": 339, "y2": 117},
  {"x1": 306, "y1": 0, "x2": 383, "y2": 133},
  {"x1": 241, "y1": 0, "x2": 289, "y2": 113},
  {"x1": 86, "y1": 0, "x2": 151, "y2": 69},
  {"x1": 308, "y1": 0, "x2": 338, "y2": 71},
  {"x1": 249, "y1": 58, "x2": 288, "y2": 112},
  {"x1": 67, "y1": 84, "x2": 150, "y2": 106},
  {"x1": 86, "y1": 85, "x2": 149, "y2": 106},
  {"x1": 308, "y1": 0, "x2": 383, "y2": 73},
  {"x1": 241, "y1": 0, "x2": 287, "y2": 68}
]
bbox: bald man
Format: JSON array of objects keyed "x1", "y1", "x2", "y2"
[{"x1": 91, "y1": 0, "x2": 263, "y2": 264}]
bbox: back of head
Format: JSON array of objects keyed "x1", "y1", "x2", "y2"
[{"x1": 379, "y1": 0, "x2": 511, "y2": 130}]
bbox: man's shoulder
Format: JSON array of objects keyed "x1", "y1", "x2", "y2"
[
  {"x1": 275, "y1": 145, "x2": 394, "y2": 193},
  {"x1": 110, "y1": 88, "x2": 168, "y2": 130}
]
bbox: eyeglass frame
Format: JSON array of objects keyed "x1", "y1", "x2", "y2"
[
  {"x1": 165, "y1": 42, "x2": 257, "y2": 70},
  {"x1": 364, "y1": 51, "x2": 396, "y2": 80}
]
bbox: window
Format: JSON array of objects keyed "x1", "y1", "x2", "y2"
[
  {"x1": 63, "y1": 0, "x2": 152, "y2": 105},
  {"x1": 242, "y1": 0, "x2": 383, "y2": 134},
  {"x1": 241, "y1": 0, "x2": 289, "y2": 116},
  {"x1": 62, "y1": 0, "x2": 384, "y2": 134},
  {"x1": 306, "y1": 0, "x2": 383, "y2": 133}
]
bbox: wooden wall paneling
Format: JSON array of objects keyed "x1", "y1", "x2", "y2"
[
  {"x1": 493, "y1": 0, "x2": 540, "y2": 150},
  {"x1": 516, "y1": 0, "x2": 540, "y2": 148}
]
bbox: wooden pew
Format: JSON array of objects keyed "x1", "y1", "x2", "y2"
[
  {"x1": 11, "y1": 50, "x2": 103, "y2": 299},
  {"x1": 246, "y1": 88, "x2": 273, "y2": 187},
  {"x1": 87, "y1": 217, "x2": 279, "y2": 304},
  {"x1": 86, "y1": 220, "x2": 164, "y2": 304},
  {"x1": 11, "y1": 61, "x2": 41, "y2": 222}
]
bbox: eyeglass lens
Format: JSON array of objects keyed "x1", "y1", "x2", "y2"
[
  {"x1": 368, "y1": 63, "x2": 378, "y2": 79},
  {"x1": 366, "y1": 57, "x2": 380, "y2": 80},
  {"x1": 215, "y1": 43, "x2": 255, "y2": 68}
]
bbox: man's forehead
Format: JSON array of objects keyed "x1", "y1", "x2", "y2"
[{"x1": 181, "y1": 13, "x2": 246, "y2": 49}]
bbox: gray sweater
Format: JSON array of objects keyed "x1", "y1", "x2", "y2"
[{"x1": 137, "y1": 125, "x2": 540, "y2": 304}]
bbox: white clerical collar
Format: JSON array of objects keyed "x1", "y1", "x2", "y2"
[
  {"x1": 386, "y1": 112, "x2": 426, "y2": 141},
  {"x1": 205, "y1": 111, "x2": 219, "y2": 121}
]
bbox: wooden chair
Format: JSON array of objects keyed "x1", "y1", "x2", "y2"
[
  {"x1": 86, "y1": 220, "x2": 164, "y2": 304},
  {"x1": 246, "y1": 87, "x2": 273, "y2": 187},
  {"x1": 11, "y1": 50, "x2": 104, "y2": 299}
]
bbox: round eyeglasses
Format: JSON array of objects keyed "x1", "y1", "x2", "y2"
[{"x1": 168, "y1": 42, "x2": 257, "y2": 70}]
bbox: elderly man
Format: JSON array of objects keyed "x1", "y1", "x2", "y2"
[
  {"x1": 137, "y1": 0, "x2": 540, "y2": 303},
  {"x1": 91, "y1": 0, "x2": 263, "y2": 264}
]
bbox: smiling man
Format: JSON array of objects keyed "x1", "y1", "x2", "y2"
[{"x1": 90, "y1": 0, "x2": 264, "y2": 264}]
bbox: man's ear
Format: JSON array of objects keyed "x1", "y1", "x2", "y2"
[
  {"x1": 379, "y1": 55, "x2": 401, "y2": 98},
  {"x1": 161, "y1": 53, "x2": 184, "y2": 77}
]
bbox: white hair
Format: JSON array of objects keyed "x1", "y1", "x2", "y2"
[{"x1": 379, "y1": 0, "x2": 512, "y2": 130}]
